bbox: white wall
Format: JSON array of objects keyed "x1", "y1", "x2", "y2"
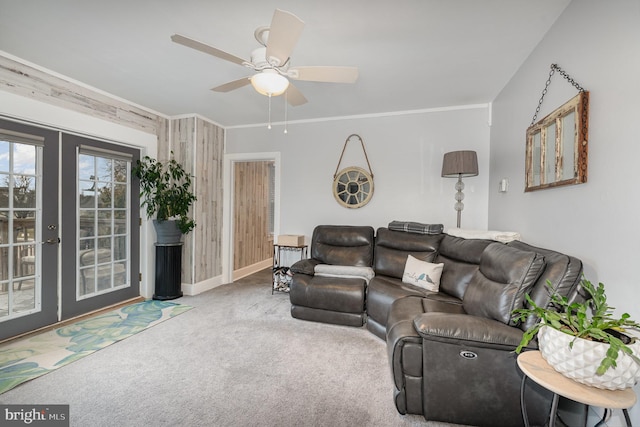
[
  {"x1": 226, "y1": 106, "x2": 491, "y2": 241},
  {"x1": 489, "y1": 1, "x2": 640, "y2": 423}
]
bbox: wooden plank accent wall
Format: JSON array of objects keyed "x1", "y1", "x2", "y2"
[
  {"x1": 194, "y1": 119, "x2": 224, "y2": 281},
  {"x1": 0, "y1": 55, "x2": 167, "y2": 136},
  {"x1": 171, "y1": 117, "x2": 196, "y2": 284},
  {"x1": 156, "y1": 116, "x2": 171, "y2": 160},
  {"x1": 233, "y1": 161, "x2": 273, "y2": 270},
  {"x1": 170, "y1": 116, "x2": 224, "y2": 283}
]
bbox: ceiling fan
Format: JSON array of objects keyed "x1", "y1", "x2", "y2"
[{"x1": 171, "y1": 9, "x2": 359, "y2": 106}]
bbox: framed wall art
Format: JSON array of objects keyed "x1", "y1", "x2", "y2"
[
  {"x1": 525, "y1": 64, "x2": 589, "y2": 192},
  {"x1": 525, "y1": 92, "x2": 589, "y2": 191}
]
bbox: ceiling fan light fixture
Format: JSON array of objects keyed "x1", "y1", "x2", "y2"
[
  {"x1": 172, "y1": 9, "x2": 356, "y2": 108},
  {"x1": 251, "y1": 70, "x2": 289, "y2": 96}
]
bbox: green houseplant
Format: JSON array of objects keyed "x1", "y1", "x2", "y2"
[
  {"x1": 513, "y1": 277, "x2": 640, "y2": 388},
  {"x1": 132, "y1": 154, "x2": 197, "y2": 237}
]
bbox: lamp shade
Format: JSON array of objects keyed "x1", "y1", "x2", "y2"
[
  {"x1": 441, "y1": 150, "x2": 479, "y2": 177},
  {"x1": 251, "y1": 70, "x2": 290, "y2": 96}
]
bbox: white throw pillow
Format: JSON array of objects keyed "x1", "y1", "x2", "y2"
[{"x1": 402, "y1": 255, "x2": 444, "y2": 292}]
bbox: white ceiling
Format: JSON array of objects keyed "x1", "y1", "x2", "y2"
[{"x1": 0, "y1": 0, "x2": 570, "y2": 128}]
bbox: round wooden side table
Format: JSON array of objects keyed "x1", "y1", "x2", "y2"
[{"x1": 517, "y1": 351, "x2": 636, "y2": 427}]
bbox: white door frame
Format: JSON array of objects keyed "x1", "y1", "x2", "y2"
[{"x1": 222, "y1": 152, "x2": 281, "y2": 284}]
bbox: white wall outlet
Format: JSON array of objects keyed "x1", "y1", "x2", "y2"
[{"x1": 499, "y1": 178, "x2": 508, "y2": 193}]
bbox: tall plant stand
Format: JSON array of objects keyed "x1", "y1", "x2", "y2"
[
  {"x1": 517, "y1": 351, "x2": 636, "y2": 427},
  {"x1": 153, "y1": 242, "x2": 183, "y2": 300}
]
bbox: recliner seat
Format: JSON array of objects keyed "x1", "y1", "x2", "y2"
[{"x1": 289, "y1": 225, "x2": 374, "y2": 326}]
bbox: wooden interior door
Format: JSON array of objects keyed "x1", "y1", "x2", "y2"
[{"x1": 233, "y1": 161, "x2": 273, "y2": 278}]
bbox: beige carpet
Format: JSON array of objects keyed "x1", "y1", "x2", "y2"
[{"x1": 0, "y1": 268, "x2": 442, "y2": 426}]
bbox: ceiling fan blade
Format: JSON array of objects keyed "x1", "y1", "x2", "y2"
[
  {"x1": 211, "y1": 77, "x2": 251, "y2": 92},
  {"x1": 288, "y1": 66, "x2": 359, "y2": 83},
  {"x1": 171, "y1": 34, "x2": 247, "y2": 66},
  {"x1": 285, "y1": 83, "x2": 307, "y2": 106},
  {"x1": 265, "y1": 9, "x2": 305, "y2": 66}
]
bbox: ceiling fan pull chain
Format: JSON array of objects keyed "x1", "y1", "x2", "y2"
[
  {"x1": 284, "y1": 91, "x2": 288, "y2": 134},
  {"x1": 267, "y1": 94, "x2": 272, "y2": 130}
]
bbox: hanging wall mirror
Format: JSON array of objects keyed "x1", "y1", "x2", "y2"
[
  {"x1": 525, "y1": 65, "x2": 589, "y2": 192},
  {"x1": 332, "y1": 134, "x2": 374, "y2": 208},
  {"x1": 333, "y1": 166, "x2": 373, "y2": 208}
]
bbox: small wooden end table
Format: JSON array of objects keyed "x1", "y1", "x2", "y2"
[{"x1": 517, "y1": 351, "x2": 636, "y2": 427}]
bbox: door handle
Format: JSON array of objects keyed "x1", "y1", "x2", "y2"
[{"x1": 44, "y1": 237, "x2": 61, "y2": 245}]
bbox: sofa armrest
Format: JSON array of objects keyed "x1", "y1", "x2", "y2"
[
  {"x1": 290, "y1": 258, "x2": 320, "y2": 275},
  {"x1": 413, "y1": 312, "x2": 535, "y2": 350},
  {"x1": 416, "y1": 312, "x2": 549, "y2": 426}
]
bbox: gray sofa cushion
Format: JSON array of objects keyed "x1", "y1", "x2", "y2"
[
  {"x1": 311, "y1": 225, "x2": 375, "y2": 266},
  {"x1": 373, "y1": 228, "x2": 443, "y2": 278},
  {"x1": 434, "y1": 235, "x2": 493, "y2": 300},
  {"x1": 462, "y1": 242, "x2": 545, "y2": 326},
  {"x1": 290, "y1": 275, "x2": 366, "y2": 314}
]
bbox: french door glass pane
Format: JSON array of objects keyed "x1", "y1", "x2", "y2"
[
  {"x1": 77, "y1": 153, "x2": 131, "y2": 299},
  {"x1": 0, "y1": 139, "x2": 41, "y2": 321}
]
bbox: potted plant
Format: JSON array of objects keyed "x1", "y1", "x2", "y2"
[
  {"x1": 132, "y1": 153, "x2": 197, "y2": 243},
  {"x1": 513, "y1": 278, "x2": 640, "y2": 389}
]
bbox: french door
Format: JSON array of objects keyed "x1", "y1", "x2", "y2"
[
  {"x1": 60, "y1": 134, "x2": 140, "y2": 320},
  {"x1": 0, "y1": 119, "x2": 59, "y2": 340},
  {"x1": 0, "y1": 119, "x2": 140, "y2": 341}
]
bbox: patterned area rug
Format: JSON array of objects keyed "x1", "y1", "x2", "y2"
[{"x1": 0, "y1": 300, "x2": 192, "y2": 394}]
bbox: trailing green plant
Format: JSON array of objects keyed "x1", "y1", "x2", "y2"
[
  {"x1": 513, "y1": 277, "x2": 640, "y2": 376},
  {"x1": 132, "y1": 154, "x2": 197, "y2": 234}
]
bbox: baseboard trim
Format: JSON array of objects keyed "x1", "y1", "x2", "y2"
[
  {"x1": 181, "y1": 259, "x2": 272, "y2": 296},
  {"x1": 233, "y1": 259, "x2": 272, "y2": 281},
  {"x1": 181, "y1": 275, "x2": 225, "y2": 296}
]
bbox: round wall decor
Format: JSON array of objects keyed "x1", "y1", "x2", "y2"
[
  {"x1": 332, "y1": 134, "x2": 374, "y2": 209},
  {"x1": 333, "y1": 166, "x2": 374, "y2": 208}
]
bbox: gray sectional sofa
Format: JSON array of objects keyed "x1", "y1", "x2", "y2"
[{"x1": 289, "y1": 224, "x2": 585, "y2": 426}]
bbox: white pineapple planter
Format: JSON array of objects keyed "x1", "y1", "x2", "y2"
[{"x1": 538, "y1": 325, "x2": 640, "y2": 390}]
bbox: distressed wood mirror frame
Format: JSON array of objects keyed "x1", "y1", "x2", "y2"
[
  {"x1": 333, "y1": 166, "x2": 374, "y2": 208},
  {"x1": 525, "y1": 91, "x2": 589, "y2": 192}
]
